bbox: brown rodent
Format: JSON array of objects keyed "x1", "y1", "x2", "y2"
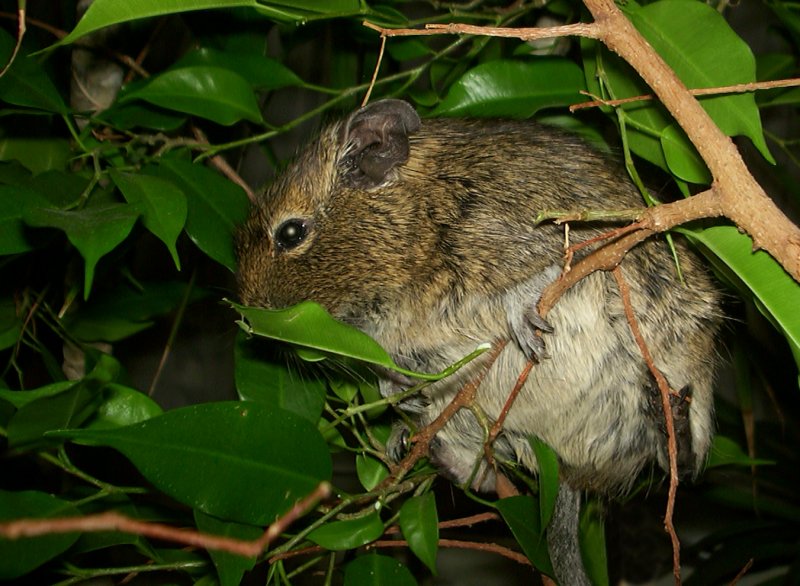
[{"x1": 237, "y1": 99, "x2": 722, "y2": 584}]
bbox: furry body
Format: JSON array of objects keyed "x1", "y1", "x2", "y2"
[{"x1": 237, "y1": 100, "x2": 721, "y2": 582}]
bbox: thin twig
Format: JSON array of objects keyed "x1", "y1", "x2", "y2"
[
  {"x1": 364, "y1": 20, "x2": 600, "y2": 41},
  {"x1": 191, "y1": 126, "x2": 256, "y2": 203},
  {"x1": 362, "y1": 35, "x2": 387, "y2": 107},
  {"x1": 484, "y1": 360, "x2": 535, "y2": 470},
  {"x1": 148, "y1": 268, "x2": 196, "y2": 397},
  {"x1": 0, "y1": 482, "x2": 331, "y2": 558},
  {"x1": 0, "y1": 3, "x2": 25, "y2": 78},
  {"x1": 380, "y1": 341, "x2": 506, "y2": 486},
  {"x1": 570, "y1": 77, "x2": 800, "y2": 111},
  {"x1": 729, "y1": 559, "x2": 754, "y2": 585},
  {"x1": 369, "y1": 538, "x2": 531, "y2": 565},
  {"x1": 612, "y1": 267, "x2": 681, "y2": 584}
]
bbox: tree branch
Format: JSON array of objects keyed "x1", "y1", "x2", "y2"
[{"x1": 364, "y1": 6, "x2": 800, "y2": 283}]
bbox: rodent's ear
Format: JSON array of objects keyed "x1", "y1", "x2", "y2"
[{"x1": 338, "y1": 99, "x2": 421, "y2": 188}]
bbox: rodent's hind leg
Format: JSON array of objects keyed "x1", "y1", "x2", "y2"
[{"x1": 645, "y1": 381, "x2": 696, "y2": 477}]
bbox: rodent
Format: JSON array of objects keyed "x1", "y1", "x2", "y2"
[{"x1": 236, "y1": 99, "x2": 722, "y2": 584}]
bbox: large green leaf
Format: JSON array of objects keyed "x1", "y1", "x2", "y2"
[
  {"x1": 54, "y1": 401, "x2": 332, "y2": 526},
  {"x1": 496, "y1": 495, "x2": 553, "y2": 576},
  {"x1": 23, "y1": 203, "x2": 140, "y2": 298},
  {"x1": 399, "y1": 493, "x2": 439, "y2": 574},
  {"x1": 624, "y1": 0, "x2": 771, "y2": 161},
  {"x1": 110, "y1": 170, "x2": 187, "y2": 268},
  {"x1": 120, "y1": 66, "x2": 263, "y2": 126},
  {"x1": 149, "y1": 159, "x2": 249, "y2": 271},
  {"x1": 58, "y1": 0, "x2": 362, "y2": 46},
  {"x1": 234, "y1": 332, "x2": 326, "y2": 422},
  {"x1": 0, "y1": 491, "x2": 80, "y2": 580},
  {"x1": 684, "y1": 225, "x2": 800, "y2": 367},
  {"x1": 194, "y1": 511, "x2": 261, "y2": 586},
  {"x1": 343, "y1": 553, "x2": 417, "y2": 586},
  {"x1": 175, "y1": 48, "x2": 302, "y2": 91},
  {"x1": 0, "y1": 30, "x2": 67, "y2": 113},
  {"x1": 432, "y1": 58, "x2": 585, "y2": 118},
  {"x1": 583, "y1": 0, "x2": 771, "y2": 180},
  {"x1": 235, "y1": 301, "x2": 488, "y2": 380}
]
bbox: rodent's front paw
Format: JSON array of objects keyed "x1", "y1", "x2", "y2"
[
  {"x1": 385, "y1": 423, "x2": 411, "y2": 463},
  {"x1": 508, "y1": 307, "x2": 553, "y2": 361}
]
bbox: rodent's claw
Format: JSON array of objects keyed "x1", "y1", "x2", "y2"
[
  {"x1": 385, "y1": 423, "x2": 411, "y2": 463},
  {"x1": 509, "y1": 308, "x2": 552, "y2": 362}
]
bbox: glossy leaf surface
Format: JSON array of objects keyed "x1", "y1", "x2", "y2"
[{"x1": 55, "y1": 401, "x2": 332, "y2": 525}]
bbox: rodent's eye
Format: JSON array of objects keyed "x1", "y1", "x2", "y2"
[{"x1": 274, "y1": 219, "x2": 309, "y2": 251}]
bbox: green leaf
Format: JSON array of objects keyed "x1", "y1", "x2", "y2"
[
  {"x1": 496, "y1": 495, "x2": 553, "y2": 576},
  {"x1": 0, "y1": 185, "x2": 57, "y2": 254},
  {"x1": 0, "y1": 381, "x2": 74, "y2": 408},
  {"x1": 98, "y1": 101, "x2": 187, "y2": 132},
  {"x1": 23, "y1": 203, "x2": 140, "y2": 298},
  {"x1": 0, "y1": 298, "x2": 22, "y2": 350},
  {"x1": 59, "y1": 0, "x2": 265, "y2": 46},
  {"x1": 387, "y1": 39, "x2": 433, "y2": 62},
  {"x1": 329, "y1": 378, "x2": 359, "y2": 403},
  {"x1": 706, "y1": 435, "x2": 773, "y2": 468},
  {"x1": 307, "y1": 511, "x2": 384, "y2": 550},
  {"x1": 58, "y1": 0, "x2": 362, "y2": 46},
  {"x1": 64, "y1": 280, "x2": 207, "y2": 343},
  {"x1": 584, "y1": 0, "x2": 772, "y2": 178},
  {"x1": 529, "y1": 437, "x2": 559, "y2": 533},
  {"x1": 432, "y1": 58, "x2": 585, "y2": 118},
  {"x1": 399, "y1": 493, "x2": 439, "y2": 574},
  {"x1": 234, "y1": 332, "x2": 326, "y2": 422},
  {"x1": 7, "y1": 354, "x2": 118, "y2": 449},
  {"x1": 624, "y1": 0, "x2": 772, "y2": 162},
  {"x1": 579, "y1": 499, "x2": 609, "y2": 586},
  {"x1": 0, "y1": 30, "x2": 67, "y2": 113},
  {"x1": 0, "y1": 490, "x2": 81, "y2": 580},
  {"x1": 149, "y1": 159, "x2": 249, "y2": 271},
  {"x1": 356, "y1": 454, "x2": 390, "y2": 492},
  {"x1": 23, "y1": 170, "x2": 92, "y2": 208},
  {"x1": 343, "y1": 553, "x2": 417, "y2": 586},
  {"x1": 120, "y1": 66, "x2": 263, "y2": 126},
  {"x1": 235, "y1": 301, "x2": 487, "y2": 381},
  {"x1": 660, "y1": 124, "x2": 711, "y2": 184},
  {"x1": 110, "y1": 170, "x2": 187, "y2": 268},
  {"x1": 358, "y1": 379, "x2": 387, "y2": 419},
  {"x1": 0, "y1": 137, "x2": 71, "y2": 174},
  {"x1": 55, "y1": 401, "x2": 332, "y2": 525},
  {"x1": 194, "y1": 511, "x2": 261, "y2": 586},
  {"x1": 683, "y1": 225, "x2": 800, "y2": 367},
  {"x1": 175, "y1": 47, "x2": 302, "y2": 91},
  {"x1": 84, "y1": 384, "x2": 164, "y2": 430}
]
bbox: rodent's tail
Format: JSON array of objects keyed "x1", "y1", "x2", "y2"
[{"x1": 547, "y1": 483, "x2": 592, "y2": 586}]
